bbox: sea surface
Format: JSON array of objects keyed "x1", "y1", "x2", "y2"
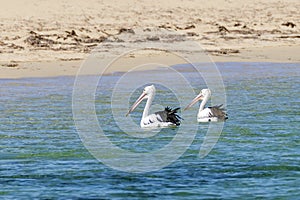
[{"x1": 1, "y1": 62, "x2": 299, "y2": 199}]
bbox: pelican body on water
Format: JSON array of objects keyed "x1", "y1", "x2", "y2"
[
  {"x1": 184, "y1": 89, "x2": 228, "y2": 122},
  {"x1": 126, "y1": 85, "x2": 182, "y2": 128}
]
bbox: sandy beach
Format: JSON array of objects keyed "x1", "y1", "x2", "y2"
[{"x1": 0, "y1": 0, "x2": 299, "y2": 78}]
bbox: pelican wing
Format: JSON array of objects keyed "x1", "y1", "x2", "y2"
[
  {"x1": 155, "y1": 107, "x2": 182, "y2": 126},
  {"x1": 208, "y1": 104, "x2": 228, "y2": 120}
]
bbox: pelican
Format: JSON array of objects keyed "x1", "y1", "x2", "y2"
[
  {"x1": 126, "y1": 85, "x2": 182, "y2": 128},
  {"x1": 184, "y1": 88, "x2": 228, "y2": 122}
]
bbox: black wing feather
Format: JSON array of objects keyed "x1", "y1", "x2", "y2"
[{"x1": 155, "y1": 106, "x2": 182, "y2": 126}]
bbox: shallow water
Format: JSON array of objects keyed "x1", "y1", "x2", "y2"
[{"x1": 1, "y1": 62, "x2": 299, "y2": 199}]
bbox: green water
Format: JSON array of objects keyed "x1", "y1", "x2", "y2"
[{"x1": 0, "y1": 63, "x2": 299, "y2": 199}]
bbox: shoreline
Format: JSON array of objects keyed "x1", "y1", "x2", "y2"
[{"x1": 1, "y1": 45, "x2": 299, "y2": 79}]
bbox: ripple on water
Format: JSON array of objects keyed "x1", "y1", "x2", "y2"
[{"x1": 0, "y1": 63, "x2": 299, "y2": 199}]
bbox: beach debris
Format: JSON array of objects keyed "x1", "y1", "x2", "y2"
[
  {"x1": 176, "y1": 24, "x2": 196, "y2": 30},
  {"x1": 208, "y1": 48, "x2": 239, "y2": 55},
  {"x1": 186, "y1": 32, "x2": 199, "y2": 36},
  {"x1": 7, "y1": 43, "x2": 24, "y2": 50},
  {"x1": 281, "y1": 22, "x2": 296, "y2": 28},
  {"x1": 23, "y1": 29, "x2": 107, "y2": 53},
  {"x1": 278, "y1": 35, "x2": 300, "y2": 39},
  {"x1": 146, "y1": 36, "x2": 160, "y2": 41},
  {"x1": 73, "y1": 35, "x2": 106, "y2": 43},
  {"x1": 59, "y1": 57, "x2": 82, "y2": 61},
  {"x1": 234, "y1": 22, "x2": 242, "y2": 27},
  {"x1": 218, "y1": 25, "x2": 229, "y2": 34},
  {"x1": 79, "y1": 27, "x2": 92, "y2": 33},
  {"x1": 25, "y1": 31, "x2": 56, "y2": 47},
  {"x1": 12, "y1": 36, "x2": 21, "y2": 40},
  {"x1": 65, "y1": 30, "x2": 78, "y2": 37},
  {"x1": 194, "y1": 18, "x2": 202, "y2": 23},
  {"x1": 2, "y1": 61, "x2": 18, "y2": 68},
  {"x1": 158, "y1": 24, "x2": 173, "y2": 30},
  {"x1": 118, "y1": 28, "x2": 135, "y2": 34},
  {"x1": 0, "y1": 39, "x2": 24, "y2": 50},
  {"x1": 183, "y1": 24, "x2": 196, "y2": 30},
  {"x1": 270, "y1": 29, "x2": 281, "y2": 34}
]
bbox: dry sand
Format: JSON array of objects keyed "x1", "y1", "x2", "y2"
[{"x1": 0, "y1": 0, "x2": 299, "y2": 78}]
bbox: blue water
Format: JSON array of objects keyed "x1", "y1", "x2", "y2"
[{"x1": 1, "y1": 62, "x2": 299, "y2": 199}]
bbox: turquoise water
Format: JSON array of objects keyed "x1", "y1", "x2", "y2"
[{"x1": 1, "y1": 63, "x2": 299, "y2": 199}]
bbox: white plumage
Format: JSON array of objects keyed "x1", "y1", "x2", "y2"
[
  {"x1": 126, "y1": 85, "x2": 181, "y2": 128},
  {"x1": 184, "y1": 89, "x2": 227, "y2": 122}
]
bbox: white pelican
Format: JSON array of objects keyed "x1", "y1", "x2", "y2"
[
  {"x1": 184, "y1": 88, "x2": 228, "y2": 122},
  {"x1": 126, "y1": 85, "x2": 182, "y2": 128}
]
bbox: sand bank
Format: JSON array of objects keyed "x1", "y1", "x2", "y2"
[{"x1": 0, "y1": 0, "x2": 299, "y2": 78}]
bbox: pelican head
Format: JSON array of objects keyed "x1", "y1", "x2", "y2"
[
  {"x1": 184, "y1": 88, "x2": 211, "y2": 110},
  {"x1": 126, "y1": 85, "x2": 156, "y2": 116}
]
